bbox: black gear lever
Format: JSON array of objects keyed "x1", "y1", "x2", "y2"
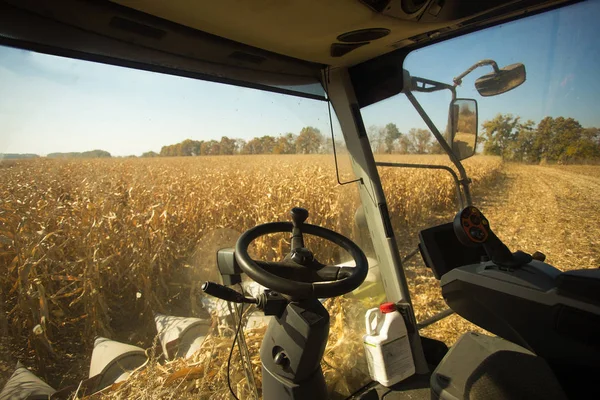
[{"x1": 289, "y1": 207, "x2": 315, "y2": 266}]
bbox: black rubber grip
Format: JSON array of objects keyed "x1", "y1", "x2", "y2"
[{"x1": 201, "y1": 281, "x2": 256, "y2": 303}]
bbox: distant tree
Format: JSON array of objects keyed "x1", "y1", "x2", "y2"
[
  {"x1": 200, "y1": 140, "x2": 220, "y2": 155},
  {"x1": 429, "y1": 141, "x2": 444, "y2": 154},
  {"x1": 199, "y1": 142, "x2": 208, "y2": 155},
  {"x1": 273, "y1": 133, "x2": 296, "y2": 154},
  {"x1": 481, "y1": 114, "x2": 521, "y2": 159},
  {"x1": 83, "y1": 150, "x2": 111, "y2": 158},
  {"x1": 159, "y1": 145, "x2": 172, "y2": 157},
  {"x1": 242, "y1": 138, "x2": 263, "y2": 154},
  {"x1": 533, "y1": 117, "x2": 558, "y2": 162},
  {"x1": 1, "y1": 153, "x2": 39, "y2": 159},
  {"x1": 259, "y1": 136, "x2": 277, "y2": 154},
  {"x1": 179, "y1": 139, "x2": 202, "y2": 156},
  {"x1": 535, "y1": 117, "x2": 599, "y2": 163},
  {"x1": 384, "y1": 123, "x2": 402, "y2": 154},
  {"x1": 219, "y1": 136, "x2": 236, "y2": 155},
  {"x1": 408, "y1": 128, "x2": 432, "y2": 154},
  {"x1": 506, "y1": 120, "x2": 536, "y2": 162},
  {"x1": 179, "y1": 140, "x2": 191, "y2": 156},
  {"x1": 194, "y1": 140, "x2": 203, "y2": 155},
  {"x1": 320, "y1": 138, "x2": 334, "y2": 154},
  {"x1": 48, "y1": 150, "x2": 111, "y2": 158},
  {"x1": 368, "y1": 125, "x2": 385, "y2": 154},
  {"x1": 295, "y1": 127, "x2": 323, "y2": 154},
  {"x1": 481, "y1": 114, "x2": 600, "y2": 163},
  {"x1": 581, "y1": 127, "x2": 600, "y2": 159},
  {"x1": 586, "y1": 127, "x2": 600, "y2": 146},
  {"x1": 398, "y1": 135, "x2": 414, "y2": 154},
  {"x1": 141, "y1": 151, "x2": 159, "y2": 158},
  {"x1": 234, "y1": 139, "x2": 247, "y2": 154}
]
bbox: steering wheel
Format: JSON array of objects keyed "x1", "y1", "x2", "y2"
[{"x1": 235, "y1": 208, "x2": 368, "y2": 299}]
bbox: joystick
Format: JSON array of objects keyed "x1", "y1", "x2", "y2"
[
  {"x1": 453, "y1": 206, "x2": 532, "y2": 268},
  {"x1": 289, "y1": 207, "x2": 314, "y2": 265}
]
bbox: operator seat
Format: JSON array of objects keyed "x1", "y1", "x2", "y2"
[
  {"x1": 419, "y1": 209, "x2": 598, "y2": 399},
  {"x1": 430, "y1": 332, "x2": 568, "y2": 400},
  {"x1": 440, "y1": 260, "x2": 600, "y2": 365},
  {"x1": 437, "y1": 261, "x2": 600, "y2": 399}
]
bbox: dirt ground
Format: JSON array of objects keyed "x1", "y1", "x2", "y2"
[
  {"x1": 482, "y1": 164, "x2": 600, "y2": 271},
  {"x1": 2, "y1": 163, "x2": 599, "y2": 392}
]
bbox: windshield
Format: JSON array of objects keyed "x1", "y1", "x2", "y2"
[
  {"x1": 362, "y1": 0, "x2": 600, "y2": 345},
  {"x1": 0, "y1": 46, "x2": 376, "y2": 396}
]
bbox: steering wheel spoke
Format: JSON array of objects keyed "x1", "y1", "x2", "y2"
[{"x1": 255, "y1": 261, "x2": 346, "y2": 283}]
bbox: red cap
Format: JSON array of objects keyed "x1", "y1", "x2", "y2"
[{"x1": 380, "y1": 302, "x2": 396, "y2": 313}]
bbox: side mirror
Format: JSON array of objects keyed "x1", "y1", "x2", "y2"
[
  {"x1": 450, "y1": 99, "x2": 478, "y2": 160},
  {"x1": 475, "y1": 63, "x2": 526, "y2": 97}
]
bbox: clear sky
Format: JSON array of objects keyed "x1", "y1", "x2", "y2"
[{"x1": 1, "y1": 0, "x2": 599, "y2": 156}]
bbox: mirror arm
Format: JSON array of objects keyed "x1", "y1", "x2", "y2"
[
  {"x1": 411, "y1": 76, "x2": 455, "y2": 94},
  {"x1": 404, "y1": 90, "x2": 472, "y2": 206},
  {"x1": 453, "y1": 59, "x2": 500, "y2": 86}
]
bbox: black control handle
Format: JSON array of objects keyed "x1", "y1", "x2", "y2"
[
  {"x1": 453, "y1": 206, "x2": 532, "y2": 268},
  {"x1": 290, "y1": 207, "x2": 309, "y2": 225},
  {"x1": 201, "y1": 281, "x2": 257, "y2": 304}
]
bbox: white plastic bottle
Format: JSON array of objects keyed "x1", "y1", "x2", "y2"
[{"x1": 363, "y1": 302, "x2": 415, "y2": 387}]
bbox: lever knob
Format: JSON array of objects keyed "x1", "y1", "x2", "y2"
[
  {"x1": 290, "y1": 207, "x2": 309, "y2": 226},
  {"x1": 532, "y1": 251, "x2": 546, "y2": 262}
]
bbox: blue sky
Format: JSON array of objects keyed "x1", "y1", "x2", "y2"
[{"x1": 1, "y1": 0, "x2": 599, "y2": 156}]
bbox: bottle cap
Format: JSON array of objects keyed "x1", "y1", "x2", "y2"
[{"x1": 379, "y1": 302, "x2": 396, "y2": 313}]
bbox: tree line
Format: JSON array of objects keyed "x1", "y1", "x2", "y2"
[
  {"x1": 368, "y1": 123, "x2": 442, "y2": 154},
  {"x1": 150, "y1": 127, "x2": 330, "y2": 157},
  {"x1": 47, "y1": 150, "x2": 112, "y2": 159},
  {"x1": 481, "y1": 114, "x2": 600, "y2": 163},
  {"x1": 368, "y1": 114, "x2": 600, "y2": 163},
  {"x1": 5, "y1": 116, "x2": 597, "y2": 162},
  {"x1": 0, "y1": 153, "x2": 39, "y2": 160},
  {"x1": 153, "y1": 123, "x2": 444, "y2": 158}
]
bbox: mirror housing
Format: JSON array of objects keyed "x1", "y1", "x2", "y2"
[
  {"x1": 450, "y1": 99, "x2": 478, "y2": 160},
  {"x1": 475, "y1": 63, "x2": 526, "y2": 97}
]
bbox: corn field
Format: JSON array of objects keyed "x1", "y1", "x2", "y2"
[{"x1": 0, "y1": 154, "x2": 503, "y2": 397}]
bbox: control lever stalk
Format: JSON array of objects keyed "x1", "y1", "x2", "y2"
[
  {"x1": 290, "y1": 207, "x2": 308, "y2": 250},
  {"x1": 202, "y1": 282, "x2": 289, "y2": 317},
  {"x1": 289, "y1": 207, "x2": 315, "y2": 265},
  {"x1": 201, "y1": 281, "x2": 257, "y2": 304}
]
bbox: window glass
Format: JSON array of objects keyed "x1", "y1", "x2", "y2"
[
  {"x1": 0, "y1": 46, "x2": 373, "y2": 396},
  {"x1": 361, "y1": 0, "x2": 600, "y2": 344}
]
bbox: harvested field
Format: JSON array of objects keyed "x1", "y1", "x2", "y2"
[{"x1": 1, "y1": 155, "x2": 597, "y2": 398}]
